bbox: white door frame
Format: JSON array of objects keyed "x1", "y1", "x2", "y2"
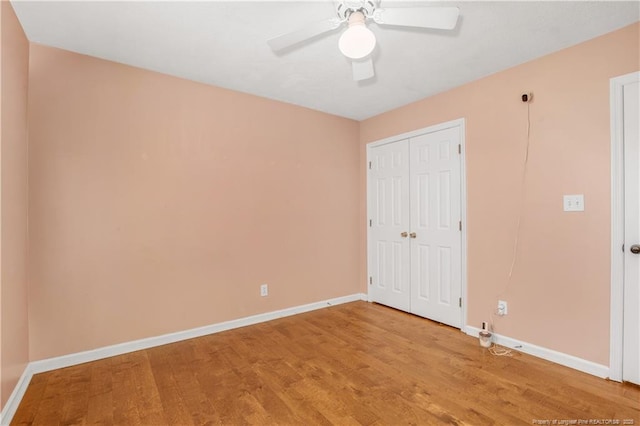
[
  {"x1": 366, "y1": 118, "x2": 467, "y2": 330},
  {"x1": 609, "y1": 71, "x2": 640, "y2": 382}
]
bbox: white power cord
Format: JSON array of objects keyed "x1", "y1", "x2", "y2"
[{"x1": 484, "y1": 98, "x2": 532, "y2": 358}]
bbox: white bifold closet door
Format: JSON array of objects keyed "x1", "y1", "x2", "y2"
[
  {"x1": 369, "y1": 139, "x2": 412, "y2": 312},
  {"x1": 369, "y1": 126, "x2": 462, "y2": 328}
]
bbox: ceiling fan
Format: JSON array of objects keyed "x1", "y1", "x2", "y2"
[{"x1": 267, "y1": 1, "x2": 460, "y2": 82}]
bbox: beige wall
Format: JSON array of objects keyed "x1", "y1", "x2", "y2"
[
  {"x1": 27, "y1": 44, "x2": 361, "y2": 360},
  {"x1": 359, "y1": 22, "x2": 640, "y2": 366},
  {"x1": 0, "y1": 0, "x2": 30, "y2": 410}
]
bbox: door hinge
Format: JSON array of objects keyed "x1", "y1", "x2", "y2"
[
  {"x1": 368, "y1": 161, "x2": 372, "y2": 169},
  {"x1": 458, "y1": 144, "x2": 461, "y2": 154},
  {"x1": 459, "y1": 297, "x2": 462, "y2": 308},
  {"x1": 369, "y1": 276, "x2": 373, "y2": 285},
  {"x1": 459, "y1": 221, "x2": 462, "y2": 231},
  {"x1": 369, "y1": 219, "x2": 372, "y2": 227}
]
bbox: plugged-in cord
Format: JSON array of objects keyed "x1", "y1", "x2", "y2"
[
  {"x1": 484, "y1": 100, "x2": 531, "y2": 357},
  {"x1": 486, "y1": 308, "x2": 513, "y2": 357},
  {"x1": 476, "y1": 96, "x2": 532, "y2": 357}
]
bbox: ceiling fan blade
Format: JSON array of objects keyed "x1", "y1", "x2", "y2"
[
  {"x1": 352, "y1": 57, "x2": 375, "y2": 81},
  {"x1": 372, "y1": 6, "x2": 460, "y2": 30},
  {"x1": 268, "y1": 17, "x2": 343, "y2": 52}
]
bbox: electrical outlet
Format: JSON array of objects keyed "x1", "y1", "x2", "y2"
[
  {"x1": 260, "y1": 284, "x2": 268, "y2": 297},
  {"x1": 497, "y1": 300, "x2": 508, "y2": 316}
]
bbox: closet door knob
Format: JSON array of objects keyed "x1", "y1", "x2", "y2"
[
  {"x1": 400, "y1": 232, "x2": 408, "y2": 238},
  {"x1": 631, "y1": 244, "x2": 640, "y2": 254},
  {"x1": 409, "y1": 232, "x2": 417, "y2": 238}
]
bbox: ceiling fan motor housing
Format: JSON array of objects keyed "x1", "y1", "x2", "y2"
[{"x1": 336, "y1": 0, "x2": 377, "y2": 20}]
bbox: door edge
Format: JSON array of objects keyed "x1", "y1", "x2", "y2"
[{"x1": 609, "y1": 71, "x2": 640, "y2": 382}]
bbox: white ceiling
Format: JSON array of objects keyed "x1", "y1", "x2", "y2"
[{"x1": 11, "y1": 1, "x2": 640, "y2": 120}]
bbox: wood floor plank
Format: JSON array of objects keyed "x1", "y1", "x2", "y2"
[
  {"x1": 86, "y1": 359, "x2": 115, "y2": 425},
  {"x1": 11, "y1": 301, "x2": 640, "y2": 425},
  {"x1": 145, "y1": 344, "x2": 197, "y2": 425},
  {"x1": 9, "y1": 373, "x2": 48, "y2": 426},
  {"x1": 110, "y1": 353, "x2": 146, "y2": 425},
  {"x1": 29, "y1": 370, "x2": 68, "y2": 425},
  {"x1": 59, "y1": 364, "x2": 93, "y2": 425}
]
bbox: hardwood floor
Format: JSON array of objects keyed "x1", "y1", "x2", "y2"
[{"x1": 12, "y1": 301, "x2": 640, "y2": 425}]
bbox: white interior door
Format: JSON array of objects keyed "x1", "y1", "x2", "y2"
[
  {"x1": 623, "y1": 80, "x2": 640, "y2": 385},
  {"x1": 368, "y1": 140, "x2": 411, "y2": 312},
  {"x1": 409, "y1": 128, "x2": 462, "y2": 327}
]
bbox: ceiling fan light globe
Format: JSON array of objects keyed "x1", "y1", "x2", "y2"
[{"x1": 338, "y1": 26, "x2": 376, "y2": 59}]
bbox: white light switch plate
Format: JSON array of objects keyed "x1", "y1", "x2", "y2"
[{"x1": 563, "y1": 194, "x2": 584, "y2": 212}]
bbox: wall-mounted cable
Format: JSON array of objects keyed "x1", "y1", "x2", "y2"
[
  {"x1": 506, "y1": 94, "x2": 532, "y2": 280},
  {"x1": 498, "y1": 93, "x2": 533, "y2": 304}
]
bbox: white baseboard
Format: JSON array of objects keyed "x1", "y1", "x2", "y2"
[
  {"x1": 0, "y1": 292, "x2": 366, "y2": 425},
  {"x1": 0, "y1": 364, "x2": 33, "y2": 426},
  {"x1": 465, "y1": 326, "x2": 609, "y2": 378}
]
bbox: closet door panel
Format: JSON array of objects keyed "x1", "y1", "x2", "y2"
[
  {"x1": 409, "y1": 128, "x2": 462, "y2": 327},
  {"x1": 368, "y1": 140, "x2": 411, "y2": 312}
]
